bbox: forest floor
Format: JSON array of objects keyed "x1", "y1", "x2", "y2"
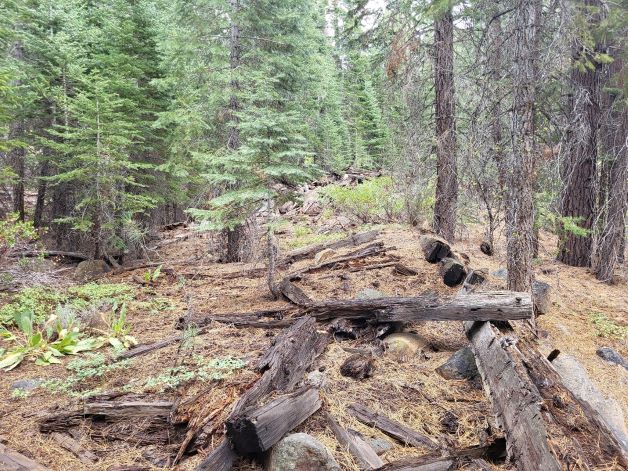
[{"x1": 0, "y1": 198, "x2": 626, "y2": 470}]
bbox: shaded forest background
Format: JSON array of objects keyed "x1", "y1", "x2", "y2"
[{"x1": 0, "y1": 0, "x2": 625, "y2": 285}]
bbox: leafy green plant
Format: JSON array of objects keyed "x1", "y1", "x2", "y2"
[
  {"x1": 0, "y1": 310, "x2": 102, "y2": 371},
  {"x1": 321, "y1": 176, "x2": 403, "y2": 223},
  {"x1": 101, "y1": 302, "x2": 137, "y2": 351},
  {"x1": 284, "y1": 225, "x2": 343, "y2": 249},
  {"x1": 0, "y1": 213, "x2": 38, "y2": 262},
  {"x1": 590, "y1": 312, "x2": 627, "y2": 340},
  {"x1": 143, "y1": 265, "x2": 162, "y2": 283}
]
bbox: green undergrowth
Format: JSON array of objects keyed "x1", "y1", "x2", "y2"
[
  {"x1": 590, "y1": 312, "x2": 627, "y2": 340},
  {"x1": 284, "y1": 224, "x2": 344, "y2": 249},
  {"x1": 0, "y1": 282, "x2": 133, "y2": 326}
]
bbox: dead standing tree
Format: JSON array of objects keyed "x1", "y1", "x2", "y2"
[
  {"x1": 433, "y1": 2, "x2": 458, "y2": 242},
  {"x1": 505, "y1": 0, "x2": 540, "y2": 293}
]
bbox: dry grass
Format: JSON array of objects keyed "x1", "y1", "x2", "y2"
[{"x1": 0, "y1": 221, "x2": 625, "y2": 470}]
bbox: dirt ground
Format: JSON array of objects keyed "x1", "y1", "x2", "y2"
[{"x1": 0, "y1": 217, "x2": 626, "y2": 471}]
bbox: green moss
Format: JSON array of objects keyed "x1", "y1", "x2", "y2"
[{"x1": 590, "y1": 312, "x2": 627, "y2": 340}]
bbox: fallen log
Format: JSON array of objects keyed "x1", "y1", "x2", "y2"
[
  {"x1": 348, "y1": 403, "x2": 439, "y2": 450},
  {"x1": 325, "y1": 412, "x2": 384, "y2": 470},
  {"x1": 277, "y1": 278, "x2": 312, "y2": 306},
  {"x1": 0, "y1": 443, "x2": 51, "y2": 471},
  {"x1": 393, "y1": 263, "x2": 419, "y2": 276},
  {"x1": 282, "y1": 230, "x2": 379, "y2": 265},
  {"x1": 439, "y1": 258, "x2": 466, "y2": 287},
  {"x1": 227, "y1": 387, "x2": 320, "y2": 454},
  {"x1": 11, "y1": 249, "x2": 89, "y2": 261},
  {"x1": 177, "y1": 308, "x2": 294, "y2": 330},
  {"x1": 305, "y1": 291, "x2": 533, "y2": 322},
  {"x1": 464, "y1": 321, "x2": 560, "y2": 471},
  {"x1": 83, "y1": 401, "x2": 173, "y2": 418},
  {"x1": 197, "y1": 316, "x2": 328, "y2": 470},
  {"x1": 419, "y1": 235, "x2": 451, "y2": 263}
]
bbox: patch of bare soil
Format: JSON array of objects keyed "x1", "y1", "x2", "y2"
[{"x1": 0, "y1": 219, "x2": 625, "y2": 471}]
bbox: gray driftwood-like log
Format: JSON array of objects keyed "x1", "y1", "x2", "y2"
[
  {"x1": 196, "y1": 441, "x2": 236, "y2": 471},
  {"x1": 227, "y1": 387, "x2": 320, "y2": 454},
  {"x1": 178, "y1": 308, "x2": 294, "y2": 330},
  {"x1": 348, "y1": 403, "x2": 439, "y2": 450},
  {"x1": 10, "y1": 249, "x2": 90, "y2": 261},
  {"x1": 0, "y1": 443, "x2": 51, "y2": 471},
  {"x1": 282, "y1": 230, "x2": 379, "y2": 265},
  {"x1": 306, "y1": 291, "x2": 533, "y2": 322},
  {"x1": 197, "y1": 316, "x2": 328, "y2": 470},
  {"x1": 83, "y1": 401, "x2": 173, "y2": 418},
  {"x1": 439, "y1": 258, "x2": 466, "y2": 287},
  {"x1": 531, "y1": 281, "x2": 551, "y2": 315},
  {"x1": 464, "y1": 321, "x2": 561, "y2": 471},
  {"x1": 419, "y1": 235, "x2": 451, "y2": 263},
  {"x1": 325, "y1": 412, "x2": 384, "y2": 470}
]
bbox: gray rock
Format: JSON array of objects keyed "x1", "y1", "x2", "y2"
[
  {"x1": 367, "y1": 437, "x2": 393, "y2": 455},
  {"x1": 74, "y1": 260, "x2": 109, "y2": 281},
  {"x1": 436, "y1": 347, "x2": 479, "y2": 380},
  {"x1": 491, "y1": 268, "x2": 508, "y2": 279},
  {"x1": 356, "y1": 288, "x2": 386, "y2": 299},
  {"x1": 10, "y1": 378, "x2": 42, "y2": 392},
  {"x1": 551, "y1": 354, "x2": 628, "y2": 447},
  {"x1": 305, "y1": 370, "x2": 327, "y2": 389},
  {"x1": 267, "y1": 433, "x2": 340, "y2": 471},
  {"x1": 597, "y1": 347, "x2": 628, "y2": 370}
]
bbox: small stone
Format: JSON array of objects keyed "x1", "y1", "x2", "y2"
[
  {"x1": 267, "y1": 433, "x2": 341, "y2": 471},
  {"x1": 440, "y1": 411, "x2": 459, "y2": 434},
  {"x1": 596, "y1": 347, "x2": 628, "y2": 370},
  {"x1": 551, "y1": 354, "x2": 628, "y2": 442},
  {"x1": 367, "y1": 437, "x2": 393, "y2": 455},
  {"x1": 74, "y1": 260, "x2": 109, "y2": 281},
  {"x1": 10, "y1": 378, "x2": 42, "y2": 392},
  {"x1": 491, "y1": 268, "x2": 508, "y2": 279},
  {"x1": 435, "y1": 347, "x2": 479, "y2": 380},
  {"x1": 356, "y1": 288, "x2": 386, "y2": 299},
  {"x1": 315, "y1": 249, "x2": 337, "y2": 265},
  {"x1": 383, "y1": 333, "x2": 429, "y2": 359},
  {"x1": 306, "y1": 370, "x2": 327, "y2": 389}
]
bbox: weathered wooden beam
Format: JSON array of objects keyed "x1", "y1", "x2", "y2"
[
  {"x1": 11, "y1": 250, "x2": 89, "y2": 261},
  {"x1": 50, "y1": 432, "x2": 98, "y2": 465},
  {"x1": 227, "y1": 387, "x2": 320, "y2": 454},
  {"x1": 277, "y1": 278, "x2": 312, "y2": 306},
  {"x1": 348, "y1": 403, "x2": 439, "y2": 450},
  {"x1": 83, "y1": 401, "x2": 173, "y2": 418},
  {"x1": 306, "y1": 291, "x2": 533, "y2": 322},
  {"x1": 0, "y1": 443, "x2": 51, "y2": 471},
  {"x1": 282, "y1": 230, "x2": 379, "y2": 265},
  {"x1": 325, "y1": 412, "x2": 384, "y2": 470},
  {"x1": 464, "y1": 321, "x2": 560, "y2": 471}
]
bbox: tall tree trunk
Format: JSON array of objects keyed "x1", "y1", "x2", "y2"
[
  {"x1": 224, "y1": 0, "x2": 247, "y2": 263},
  {"x1": 487, "y1": 6, "x2": 505, "y2": 189},
  {"x1": 8, "y1": 41, "x2": 25, "y2": 222},
  {"x1": 592, "y1": 49, "x2": 626, "y2": 281},
  {"x1": 432, "y1": 7, "x2": 457, "y2": 242},
  {"x1": 506, "y1": 0, "x2": 540, "y2": 292},
  {"x1": 33, "y1": 161, "x2": 48, "y2": 228},
  {"x1": 557, "y1": 0, "x2": 603, "y2": 267}
]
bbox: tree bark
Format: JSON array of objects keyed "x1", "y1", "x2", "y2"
[
  {"x1": 432, "y1": 7, "x2": 458, "y2": 242},
  {"x1": 506, "y1": 0, "x2": 540, "y2": 292},
  {"x1": 558, "y1": 0, "x2": 604, "y2": 267},
  {"x1": 593, "y1": 47, "x2": 626, "y2": 281}
]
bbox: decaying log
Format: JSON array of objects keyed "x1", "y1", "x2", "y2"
[
  {"x1": 325, "y1": 412, "x2": 384, "y2": 470},
  {"x1": 197, "y1": 316, "x2": 328, "y2": 470},
  {"x1": 464, "y1": 321, "x2": 560, "y2": 471},
  {"x1": 348, "y1": 403, "x2": 439, "y2": 450},
  {"x1": 531, "y1": 281, "x2": 551, "y2": 315},
  {"x1": 116, "y1": 334, "x2": 187, "y2": 360},
  {"x1": 227, "y1": 387, "x2": 320, "y2": 454},
  {"x1": 83, "y1": 401, "x2": 173, "y2": 418},
  {"x1": 289, "y1": 241, "x2": 391, "y2": 277},
  {"x1": 277, "y1": 278, "x2": 312, "y2": 306},
  {"x1": 282, "y1": 230, "x2": 379, "y2": 265},
  {"x1": 306, "y1": 291, "x2": 533, "y2": 322},
  {"x1": 439, "y1": 258, "x2": 466, "y2": 287},
  {"x1": 177, "y1": 308, "x2": 294, "y2": 330},
  {"x1": 419, "y1": 235, "x2": 451, "y2": 263},
  {"x1": 50, "y1": 432, "x2": 98, "y2": 464},
  {"x1": 0, "y1": 443, "x2": 51, "y2": 471},
  {"x1": 515, "y1": 338, "x2": 628, "y2": 467},
  {"x1": 11, "y1": 250, "x2": 89, "y2": 261},
  {"x1": 340, "y1": 354, "x2": 376, "y2": 379},
  {"x1": 196, "y1": 440, "x2": 236, "y2": 471},
  {"x1": 393, "y1": 263, "x2": 419, "y2": 276}
]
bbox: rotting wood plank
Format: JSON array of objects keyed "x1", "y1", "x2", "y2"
[
  {"x1": 324, "y1": 412, "x2": 384, "y2": 470},
  {"x1": 196, "y1": 316, "x2": 328, "y2": 471},
  {"x1": 277, "y1": 278, "x2": 312, "y2": 306},
  {"x1": 50, "y1": 432, "x2": 98, "y2": 465},
  {"x1": 227, "y1": 387, "x2": 320, "y2": 454},
  {"x1": 0, "y1": 443, "x2": 51, "y2": 471},
  {"x1": 178, "y1": 308, "x2": 294, "y2": 330},
  {"x1": 464, "y1": 320, "x2": 560, "y2": 471},
  {"x1": 282, "y1": 230, "x2": 379, "y2": 265},
  {"x1": 348, "y1": 403, "x2": 439, "y2": 450},
  {"x1": 83, "y1": 401, "x2": 173, "y2": 418},
  {"x1": 306, "y1": 291, "x2": 533, "y2": 322},
  {"x1": 10, "y1": 250, "x2": 89, "y2": 261}
]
